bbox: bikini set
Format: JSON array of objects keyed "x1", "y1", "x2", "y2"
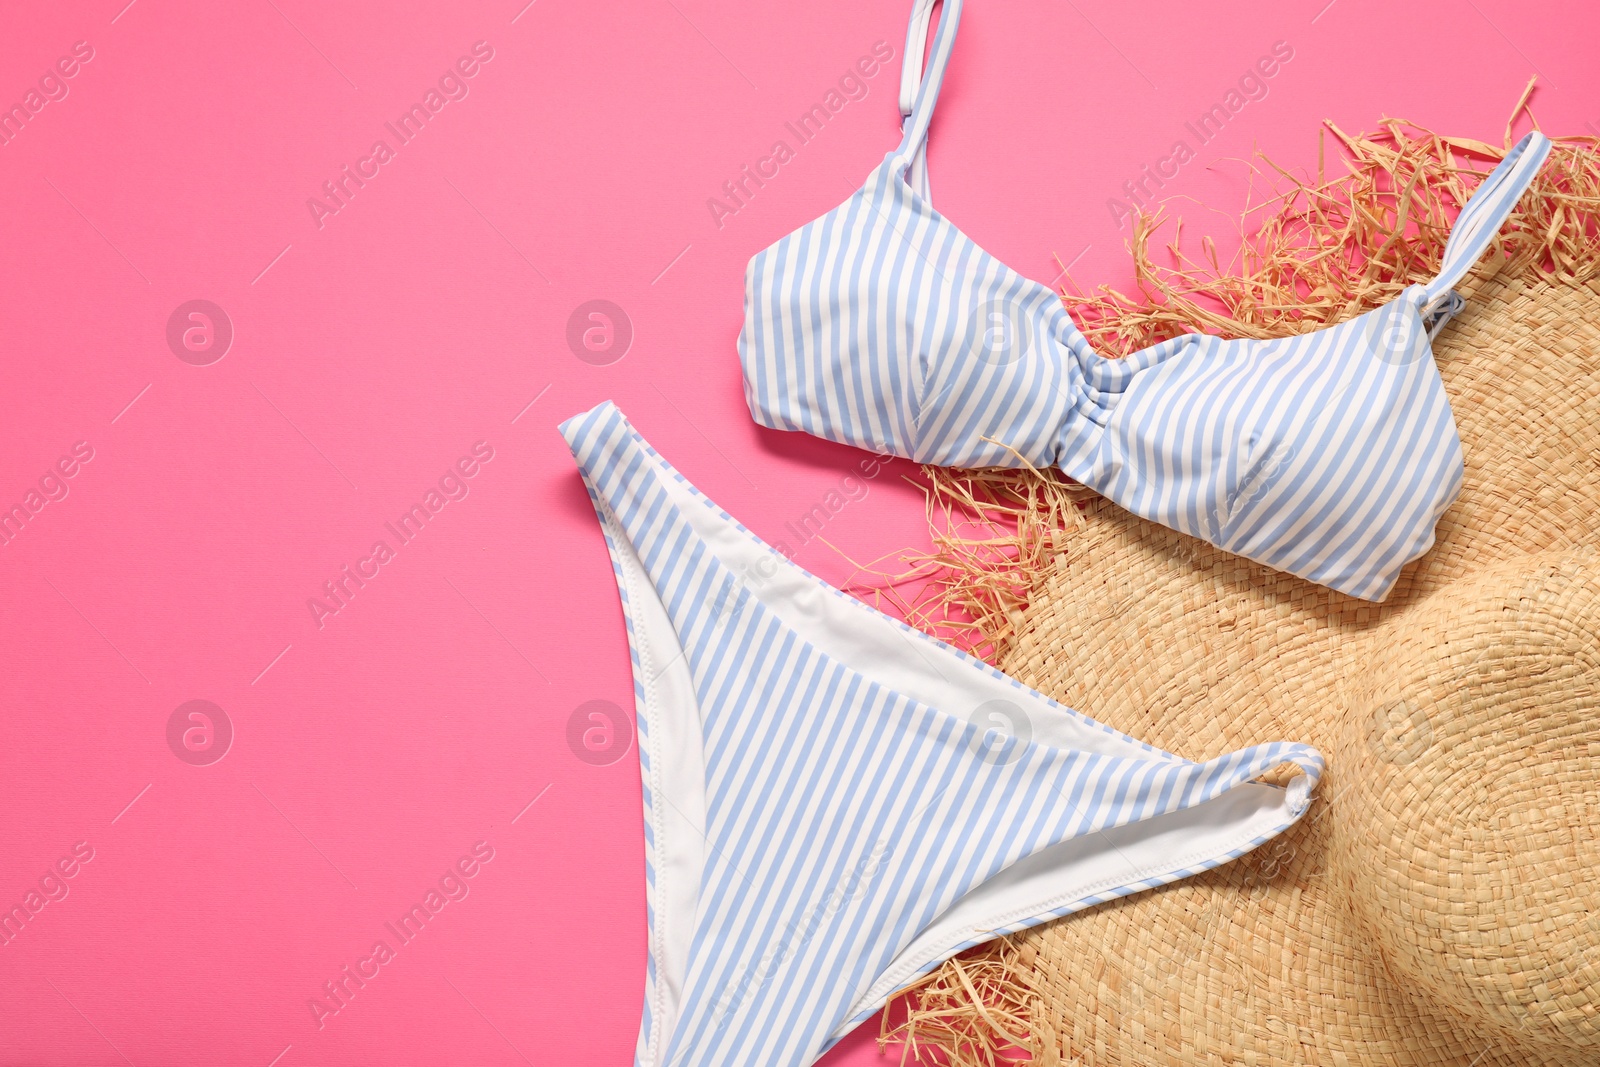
[{"x1": 559, "y1": 1, "x2": 1553, "y2": 1063}]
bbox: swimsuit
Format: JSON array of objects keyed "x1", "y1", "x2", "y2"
[
  {"x1": 563, "y1": 402, "x2": 1320, "y2": 1067},
  {"x1": 740, "y1": 0, "x2": 1551, "y2": 601},
  {"x1": 560, "y1": 2, "x2": 1550, "y2": 1064}
]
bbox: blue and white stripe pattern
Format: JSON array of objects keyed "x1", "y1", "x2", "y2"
[
  {"x1": 738, "y1": 0, "x2": 1552, "y2": 601},
  {"x1": 562, "y1": 401, "x2": 1323, "y2": 1067}
]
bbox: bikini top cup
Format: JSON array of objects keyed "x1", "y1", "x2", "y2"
[{"x1": 738, "y1": 0, "x2": 1552, "y2": 601}]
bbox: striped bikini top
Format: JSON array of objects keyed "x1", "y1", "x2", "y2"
[{"x1": 738, "y1": 0, "x2": 1552, "y2": 601}]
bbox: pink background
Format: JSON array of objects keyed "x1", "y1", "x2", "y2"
[{"x1": 1, "y1": 0, "x2": 1595, "y2": 1063}]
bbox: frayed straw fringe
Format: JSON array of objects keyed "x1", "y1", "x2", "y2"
[
  {"x1": 871, "y1": 84, "x2": 1600, "y2": 1065},
  {"x1": 878, "y1": 938, "x2": 1066, "y2": 1067}
]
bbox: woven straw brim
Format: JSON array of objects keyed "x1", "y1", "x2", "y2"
[{"x1": 877, "y1": 115, "x2": 1600, "y2": 1067}]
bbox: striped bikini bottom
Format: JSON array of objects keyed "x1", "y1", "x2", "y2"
[{"x1": 562, "y1": 401, "x2": 1323, "y2": 1067}]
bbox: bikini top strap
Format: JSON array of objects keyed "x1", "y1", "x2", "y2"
[
  {"x1": 895, "y1": 0, "x2": 963, "y2": 201},
  {"x1": 1421, "y1": 131, "x2": 1552, "y2": 317}
]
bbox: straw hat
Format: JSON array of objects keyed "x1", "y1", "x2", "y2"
[{"x1": 881, "y1": 115, "x2": 1600, "y2": 1067}]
